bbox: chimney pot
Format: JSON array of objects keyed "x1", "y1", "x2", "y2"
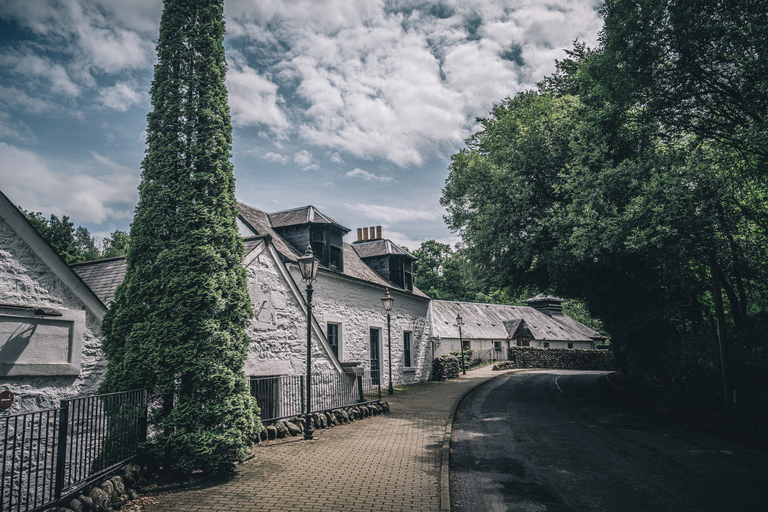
[
  {"x1": 376, "y1": 226, "x2": 382, "y2": 239},
  {"x1": 357, "y1": 228, "x2": 363, "y2": 242},
  {"x1": 370, "y1": 226, "x2": 376, "y2": 239},
  {"x1": 363, "y1": 227, "x2": 369, "y2": 240}
]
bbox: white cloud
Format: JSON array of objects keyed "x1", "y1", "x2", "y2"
[
  {"x1": 97, "y1": 81, "x2": 146, "y2": 111},
  {"x1": 223, "y1": 0, "x2": 603, "y2": 167},
  {"x1": 342, "y1": 202, "x2": 443, "y2": 224},
  {"x1": 0, "y1": 142, "x2": 139, "y2": 224},
  {"x1": 0, "y1": 111, "x2": 36, "y2": 143},
  {"x1": 263, "y1": 151, "x2": 290, "y2": 164},
  {"x1": 227, "y1": 55, "x2": 290, "y2": 134},
  {"x1": 345, "y1": 168, "x2": 394, "y2": 183},
  {"x1": 293, "y1": 149, "x2": 319, "y2": 171}
]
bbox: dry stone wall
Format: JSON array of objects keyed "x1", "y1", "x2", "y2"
[{"x1": 493, "y1": 346, "x2": 614, "y2": 371}]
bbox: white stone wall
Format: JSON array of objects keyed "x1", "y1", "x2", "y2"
[
  {"x1": 293, "y1": 268, "x2": 432, "y2": 388},
  {"x1": 243, "y1": 245, "x2": 335, "y2": 378},
  {"x1": 0, "y1": 218, "x2": 106, "y2": 414}
]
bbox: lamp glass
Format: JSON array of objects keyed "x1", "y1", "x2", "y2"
[
  {"x1": 298, "y1": 245, "x2": 318, "y2": 281},
  {"x1": 456, "y1": 313, "x2": 463, "y2": 326},
  {"x1": 381, "y1": 288, "x2": 394, "y2": 311}
]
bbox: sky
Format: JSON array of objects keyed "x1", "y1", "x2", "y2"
[{"x1": 0, "y1": 0, "x2": 604, "y2": 250}]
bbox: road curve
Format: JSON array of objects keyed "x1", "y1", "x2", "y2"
[{"x1": 450, "y1": 370, "x2": 768, "y2": 512}]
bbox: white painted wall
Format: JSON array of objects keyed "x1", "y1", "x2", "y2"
[
  {"x1": 242, "y1": 243, "x2": 336, "y2": 378},
  {"x1": 0, "y1": 218, "x2": 106, "y2": 414},
  {"x1": 294, "y1": 267, "x2": 432, "y2": 388}
]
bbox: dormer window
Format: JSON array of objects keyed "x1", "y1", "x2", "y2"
[
  {"x1": 310, "y1": 225, "x2": 344, "y2": 272},
  {"x1": 389, "y1": 257, "x2": 413, "y2": 291}
]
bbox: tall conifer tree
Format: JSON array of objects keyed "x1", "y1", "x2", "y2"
[{"x1": 100, "y1": 0, "x2": 259, "y2": 474}]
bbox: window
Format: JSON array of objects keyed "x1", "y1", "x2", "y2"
[
  {"x1": 403, "y1": 331, "x2": 412, "y2": 367},
  {"x1": 516, "y1": 336, "x2": 530, "y2": 347},
  {"x1": 494, "y1": 341, "x2": 502, "y2": 352},
  {"x1": 389, "y1": 257, "x2": 414, "y2": 291},
  {"x1": 310, "y1": 225, "x2": 344, "y2": 271},
  {"x1": 567, "y1": 342, "x2": 574, "y2": 349},
  {"x1": 370, "y1": 328, "x2": 381, "y2": 384},
  {"x1": 543, "y1": 342, "x2": 550, "y2": 348},
  {"x1": 327, "y1": 323, "x2": 339, "y2": 358}
]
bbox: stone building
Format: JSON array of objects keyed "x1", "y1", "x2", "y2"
[
  {"x1": 430, "y1": 295, "x2": 605, "y2": 361},
  {"x1": 0, "y1": 190, "x2": 108, "y2": 414},
  {"x1": 68, "y1": 201, "x2": 432, "y2": 403}
]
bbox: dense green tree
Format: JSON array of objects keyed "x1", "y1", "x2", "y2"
[
  {"x1": 442, "y1": 3, "x2": 768, "y2": 414},
  {"x1": 100, "y1": 0, "x2": 259, "y2": 474},
  {"x1": 101, "y1": 230, "x2": 131, "y2": 258},
  {"x1": 18, "y1": 208, "x2": 96, "y2": 263}
]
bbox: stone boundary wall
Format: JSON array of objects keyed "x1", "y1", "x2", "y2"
[
  {"x1": 493, "y1": 347, "x2": 614, "y2": 371},
  {"x1": 431, "y1": 355, "x2": 460, "y2": 381},
  {"x1": 256, "y1": 402, "x2": 389, "y2": 442}
]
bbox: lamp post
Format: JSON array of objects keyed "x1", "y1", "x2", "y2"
[
  {"x1": 381, "y1": 288, "x2": 395, "y2": 395},
  {"x1": 456, "y1": 313, "x2": 466, "y2": 375},
  {"x1": 298, "y1": 245, "x2": 319, "y2": 440}
]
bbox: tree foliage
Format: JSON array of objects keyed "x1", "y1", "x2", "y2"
[
  {"x1": 442, "y1": 1, "x2": 768, "y2": 414},
  {"x1": 18, "y1": 208, "x2": 126, "y2": 263},
  {"x1": 100, "y1": 0, "x2": 259, "y2": 474}
]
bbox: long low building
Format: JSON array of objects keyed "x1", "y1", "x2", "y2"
[{"x1": 429, "y1": 295, "x2": 606, "y2": 361}]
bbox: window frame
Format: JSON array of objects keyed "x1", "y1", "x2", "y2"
[
  {"x1": 327, "y1": 322, "x2": 340, "y2": 359},
  {"x1": 403, "y1": 330, "x2": 413, "y2": 368}
]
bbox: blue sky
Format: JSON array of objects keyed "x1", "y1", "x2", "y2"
[{"x1": 0, "y1": 0, "x2": 603, "y2": 250}]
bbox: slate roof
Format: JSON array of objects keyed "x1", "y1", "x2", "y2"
[
  {"x1": 352, "y1": 239, "x2": 415, "y2": 260},
  {"x1": 237, "y1": 202, "x2": 303, "y2": 262},
  {"x1": 430, "y1": 300, "x2": 594, "y2": 342},
  {"x1": 74, "y1": 201, "x2": 428, "y2": 306},
  {"x1": 70, "y1": 257, "x2": 127, "y2": 307},
  {"x1": 269, "y1": 205, "x2": 350, "y2": 232},
  {"x1": 238, "y1": 201, "x2": 427, "y2": 298}
]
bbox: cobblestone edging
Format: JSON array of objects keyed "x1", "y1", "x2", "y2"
[
  {"x1": 256, "y1": 402, "x2": 389, "y2": 442},
  {"x1": 493, "y1": 346, "x2": 614, "y2": 371},
  {"x1": 46, "y1": 463, "x2": 144, "y2": 512}
]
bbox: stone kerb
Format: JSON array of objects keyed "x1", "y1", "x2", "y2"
[{"x1": 493, "y1": 346, "x2": 614, "y2": 371}]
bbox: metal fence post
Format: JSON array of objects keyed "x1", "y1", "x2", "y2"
[{"x1": 54, "y1": 400, "x2": 69, "y2": 500}]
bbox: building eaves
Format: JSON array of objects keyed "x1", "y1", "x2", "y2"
[{"x1": 269, "y1": 205, "x2": 350, "y2": 233}]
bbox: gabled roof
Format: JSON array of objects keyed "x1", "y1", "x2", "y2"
[
  {"x1": 237, "y1": 201, "x2": 428, "y2": 299},
  {"x1": 70, "y1": 257, "x2": 127, "y2": 307},
  {"x1": 430, "y1": 300, "x2": 593, "y2": 342},
  {"x1": 75, "y1": 200, "x2": 429, "y2": 305},
  {"x1": 70, "y1": 236, "x2": 270, "y2": 308},
  {"x1": 269, "y1": 205, "x2": 350, "y2": 232},
  {"x1": 0, "y1": 189, "x2": 107, "y2": 320},
  {"x1": 352, "y1": 239, "x2": 415, "y2": 260},
  {"x1": 237, "y1": 202, "x2": 303, "y2": 262}
]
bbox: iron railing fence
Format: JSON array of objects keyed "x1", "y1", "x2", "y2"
[
  {"x1": 250, "y1": 370, "x2": 381, "y2": 423},
  {"x1": 0, "y1": 390, "x2": 147, "y2": 512}
]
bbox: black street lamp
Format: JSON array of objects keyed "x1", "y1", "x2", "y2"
[
  {"x1": 298, "y1": 245, "x2": 319, "y2": 440},
  {"x1": 456, "y1": 313, "x2": 466, "y2": 375},
  {"x1": 381, "y1": 288, "x2": 395, "y2": 395}
]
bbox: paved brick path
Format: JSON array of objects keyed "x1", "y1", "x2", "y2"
[{"x1": 142, "y1": 366, "x2": 508, "y2": 512}]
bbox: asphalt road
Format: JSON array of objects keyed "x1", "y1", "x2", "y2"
[{"x1": 450, "y1": 370, "x2": 768, "y2": 512}]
